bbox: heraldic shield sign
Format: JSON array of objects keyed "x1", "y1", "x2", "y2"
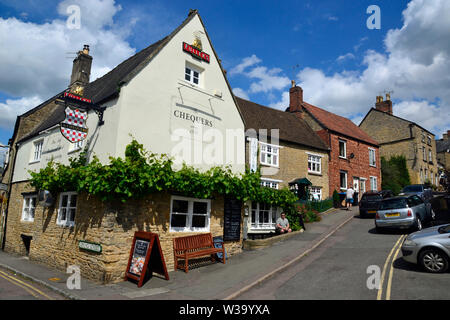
[{"x1": 60, "y1": 107, "x2": 88, "y2": 143}]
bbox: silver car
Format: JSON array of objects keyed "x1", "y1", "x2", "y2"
[
  {"x1": 375, "y1": 195, "x2": 435, "y2": 232},
  {"x1": 401, "y1": 224, "x2": 450, "y2": 273}
]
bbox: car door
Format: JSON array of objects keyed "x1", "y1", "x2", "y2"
[{"x1": 412, "y1": 195, "x2": 427, "y2": 220}]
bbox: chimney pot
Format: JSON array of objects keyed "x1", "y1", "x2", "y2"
[
  {"x1": 289, "y1": 84, "x2": 303, "y2": 115},
  {"x1": 375, "y1": 96, "x2": 393, "y2": 115}
]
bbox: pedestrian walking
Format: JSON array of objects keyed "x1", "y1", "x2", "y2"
[{"x1": 346, "y1": 186, "x2": 355, "y2": 210}]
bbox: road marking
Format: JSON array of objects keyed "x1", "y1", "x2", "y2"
[
  {"x1": 376, "y1": 234, "x2": 406, "y2": 300},
  {"x1": 0, "y1": 272, "x2": 41, "y2": 298},
  {"x1": 386, "y1": 235, "x2": 405, "y2": 300},
  {"x1": 0, "y1": 269, "x2": 54, "y2": 300}
]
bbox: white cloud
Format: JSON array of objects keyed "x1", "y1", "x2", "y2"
[
  {"x1": 229, "y1": 54, "x2": 261, "y2": 76},
  {"x1": 269, "y1": 0, "x2": 450, "y2": 136},
  {"x1": 0, "y1": 0, "x2": 137, "y2": 130},
  {"x1": 336, "y1": 53, "x2": 355, "y2": 62},
  {"x1": 232, "y1": 88, "x2": 249, "y2": 100}
]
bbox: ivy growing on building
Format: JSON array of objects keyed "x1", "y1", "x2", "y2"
[
  {"x1": 29, "y1": 139, "x2": 300, "y2": 221},
  {"x1": 381, "y1": 155, "x2": 411, "y2": 195}
]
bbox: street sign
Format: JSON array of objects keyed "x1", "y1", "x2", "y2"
[{"x1": 78, "y1": 240, "x2": 102, "y2": 253}]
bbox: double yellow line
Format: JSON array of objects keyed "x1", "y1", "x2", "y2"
[
  {"x1": 377, "y1": 234, "x2": 407, "y2": 300},
  {"x1": 0, "y1": 269, "x2": 54, "y2": 300}
]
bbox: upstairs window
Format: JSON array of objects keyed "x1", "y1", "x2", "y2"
[
  {"x1": 369, "y1": 148, "x2": 376, "y2": 167},
  {"x1": 339, "y1": 140, "x2": 346, "y2": 158},
  {"x1": 308, "y1": 154, "x2": 322, "y2": 174},
  {"x1": 429, "y1": 149, "x2": 432, "y2": 163},
  {"x1": 184, "y1": 63, "x2": 202, "y2": 86},
  {"x1": 422, "y1": 147, "x2": 426, "y2": 162},
  {"x1": 427, "y1": 136, "x2": 431, "y2": 145},
  {"x1": 260, "y1": 142, "x2": 279, "y2": 167},
  {"x1": 32, "y1": 139, "x2": 44, "y2": 162}
]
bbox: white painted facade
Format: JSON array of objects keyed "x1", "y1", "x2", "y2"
[{"x1": 13, "y1": 15, "x2": 245, "y2": 183}]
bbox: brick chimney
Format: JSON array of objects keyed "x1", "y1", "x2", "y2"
[
  {"x1": 69, "y1": 45, "x2": 92, "y2": 96},
  {"x1": 375, "y1": 94, "x2": 393, "y2": 115},
  {"x1": 289, "y1": 80, "x2": 304, "y2": 116}
]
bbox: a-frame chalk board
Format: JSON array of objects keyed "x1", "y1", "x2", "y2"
[{"x1": 125, "y1": 231, "x2": 169, "y2": 287}]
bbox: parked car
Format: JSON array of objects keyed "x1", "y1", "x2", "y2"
[
  {"x1": 375, "y1": 195, "x2": 435, "y2": 232},
  {"x1": 359, "y1": 190, "x2": 394, "y2": 218},
  {"x1": 401, "y1": 224, "x2": 450, "y2": 273},
  {"x1": 398, "y1": 184, "x2": 433, "y2": 202}
]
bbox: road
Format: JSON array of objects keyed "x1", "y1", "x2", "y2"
[
  {"x1": 0, "y1": 267, "x2": 66, "y2": 300},
  {"x1": 237, "y1": 208, "x2": 450, "y2": 300}
]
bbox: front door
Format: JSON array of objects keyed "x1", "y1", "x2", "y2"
[
  {"x1": 353, "y1": 178, "x2": 360, "y2": 203},
  {"x1": 360, "y1": 179, "x2": 366, "y2": 200}
]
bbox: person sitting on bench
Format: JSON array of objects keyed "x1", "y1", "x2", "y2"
[{"x1": 276, "y1": 212, "x2": 292, "y2": 234}]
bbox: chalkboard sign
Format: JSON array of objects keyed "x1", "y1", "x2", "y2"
[
  {"x1": 223, "y1": 198, "x2": 242, "y2": 241},
  {"x1": 125, "y1": 232, "x2": 169, "y2": 287}
]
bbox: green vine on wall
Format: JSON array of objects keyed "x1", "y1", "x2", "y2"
[{"x1": 29, "y1": 139, "x2": 299, "y2": 215}]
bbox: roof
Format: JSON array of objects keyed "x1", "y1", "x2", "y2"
[
  {"x1": 436, "y1": 138, "x2": 450, "y2": 153},
  {"x1": 235, "y1": 97, "x2": 329, "y2": 151},
  {"x1": 300, "y1": 102, "x2": 379, "y2": 146}
]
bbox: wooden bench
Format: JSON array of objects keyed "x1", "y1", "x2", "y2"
[{"x1": 173, "y1": 233, "x2": 226, "y2": 273}]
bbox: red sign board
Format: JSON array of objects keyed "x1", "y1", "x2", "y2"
[
  {"x1": 183, "y1": 42, "x2": 210, "y2": 63},
  {"x1": 64, "y1": 92, "x2": 92, "y2": 104}
]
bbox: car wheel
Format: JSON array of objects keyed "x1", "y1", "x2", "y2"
[
  {"x1": 415, "y1": 216, "x2": 423, "y2": 231},
  {"x1": 430, "y1": 209, "x2": 436, "y2": 221},
  {"x1": 419, "y1": 249, "x2": 449, "y2": 273}
]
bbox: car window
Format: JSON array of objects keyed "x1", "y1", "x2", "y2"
[
  {"x1": 412, "y1": 195, "x2": 423, "y2": 205},
  {"x1": 362, "y1": 195, "x2": 382, "y2": 201},
  {"x1": 379, "y1": 198, "x2": 407, "y2": 210},
  {"x1": 438, "y1": 225, "x2": 450, "y2": 234},
  {"x1": 406, "y1": 198, "x2": 415, "y2": 207},
  {"x1": 402, "y1": 185, "x2": 423, "y2": 192}
]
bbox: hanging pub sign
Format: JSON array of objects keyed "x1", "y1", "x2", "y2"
[
  {"x1": 60, "y1": 106, "x2": 88, "y2": 143},
  {"x1": 183, "y1": 42, "x2": 210, "y2": 63},
  {"x1": 125, "y1": 231, "x2": 169, "y2": 288},
  {"x1": 64, "y1": 92, "x2": 92, "y2": 104}
]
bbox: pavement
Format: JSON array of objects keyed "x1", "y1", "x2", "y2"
[{"x1": 0, "y1": 206, "x2": 355, "y2": 300}]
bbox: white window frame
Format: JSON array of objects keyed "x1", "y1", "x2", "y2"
[
  {"x1": 31, "y1": 139, "x2": 44, "y2": 163},
  {"x1": 68, "y1": 139, "x2": 84, "y2": 154},
  {"x1": 260, "y1": 178, "x2": 281, "y2": 189},
  {"x1": 170, "y1": 196, "x2": 211, "y2": 232},
  {"x1": 57, "y1": 192, "x2": 78, "y2": 227},
  {"x1": 340, "y1": 171, "x2": 348, "y2": 190},
  {"x1": 184, "y1": 63, "x2": 202, "y2": 86},
  {"x1": 369, "y1": 148, "x2": 376, "y2": 167},
  {"x1": 250, "y1": 202, "x2": 279, "y2": 230},
  {"x1": 428, "y1": 149, "x2": 432, "y2": 163},
  {"x1": 339, "y1": 140, "x2": 347, "y2": 159},
  {"x1": 370, "y1": 176, "x2": 378, "y2": 191},
  {"x1": 21, "y1": 195, "x2": 37, "y2": 222},
  {"x1": 307, "y1": 153, "x2": 322, "y2": 175},
  {"x1": 422, "y1": 146, "x2": 426, "y2": 161},
  {"x1": 310, "y1": 186, "x2": 322, "y2": 201},
  {"x1": 259, "y1": 142, "x2": 279, "y2": 167}
]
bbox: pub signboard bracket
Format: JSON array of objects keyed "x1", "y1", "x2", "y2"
[{"x1": 56, "y1": 92, "x2": 106, "y2": 126}]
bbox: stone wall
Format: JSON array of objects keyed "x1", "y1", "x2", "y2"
[{"x1": 4, "y1": 181, "x2": 243, "y2": 283}]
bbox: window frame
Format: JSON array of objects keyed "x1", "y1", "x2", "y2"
[
  {"x1": 310, "y1": 186, "x2": 322, "y2": 201},
  {"x1": 30, "y1": 139, "x2": 44, "y2": 163},
  {"x1": 260, "y1": 178, "x2": 281, "y2": 190},
  {"x1": 57, "y1": 192, "x2": 78, "y2": 227},
  {"x1": 250, "y1": 202, "x2": 279, "y2": 230},
  {"x1": 68, "y1": 139, "x2": 84, "y2": 154},
  {"x1": 259, "y1": 142, "x2": 280, "y2": 167},
  {"x1": 21, "y1": 195, "x2": 37, "y2": 222},
  {"x1": 169, "y1": 196, "x2": 211, "y2": 233},
  {"x1": 338, "y1": 140, "x2": 347, "y2": 159},
  {"x1": 370, "y1": 176, "x2": 378, "y2": 191},
  {"x1": 340, "y1": 171, "x2": 348, "y2": 190},
  {"x1": 184, "y1": 63, "x2": 202, "y2": 87},
  {"x1": 307, "y1": 153, "x2": 322, "y2": 175},
  {"x1": 369, "y1": 148, "x2": 377, "y2": 167}
]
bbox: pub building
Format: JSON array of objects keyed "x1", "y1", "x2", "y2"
[{"x1": 1, "y1": 10, "x2": 247, "y2": 283}]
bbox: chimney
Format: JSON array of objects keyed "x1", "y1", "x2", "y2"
[
  {"x1": 443, "y1": 130, "x2": 449, "y2": 140},
  {"x1": 69, "y1": 45, "x2": 92, "y2": 96},
  {"x1": 375, "y1": 94, "x2": 393, "y2": 115},
  {"x1": 289, "y1": 80, "x2": 304, "y2": 115}
]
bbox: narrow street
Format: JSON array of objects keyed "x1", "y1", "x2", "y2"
[
  {"x1": 238, "y1": 209, "x2": 450, "y2": 300},
  {"x1": 0, "y1": 267, "x2": 65, "y2": 300}
]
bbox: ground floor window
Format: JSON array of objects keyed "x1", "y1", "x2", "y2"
[
  {"x1": 251, "y1": 202, "x2": 278, "y2": 230},
  {"x1": 309, "y1": 186, "x2": 322, "y2": 201},
  {"x1": 260, "y1": 178, "x2": 281, "y2": 189},
  {"x1": 21, "y1": 195, "x2": 36, "y2": 222},
  {"x1": 57, "y1": 192, "x2": 77, "y2": 227},
  {"x1": 340, "y1": 171, "x2": 348, "y2": 190},
  {"x1": 170, "y1": 196, "x2": 210, "y2": 232}
]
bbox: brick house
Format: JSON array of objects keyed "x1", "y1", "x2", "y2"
[
  {"x1": 235, "y1": 96, "x2": 330, "y2": 238},
  {"x1": 359, "y1": 95, "x2": 440, "y2": 186},
  {"x1": 286, "y1": 84, "x2": 381, "y2": 199},
  {"x1": 1, "y1": 10, "x2": 248, "y2": 283}
]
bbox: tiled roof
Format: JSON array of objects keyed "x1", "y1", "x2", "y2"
[
  {"x1": 301, "y1": 102, "x2": 379, "y2": 146},
  {"x1": 235, "y1": 97, "x2": 329, "y2": 151},
  {"x1": 436, "y1": 138, "x2": 450, "y2": 153}
]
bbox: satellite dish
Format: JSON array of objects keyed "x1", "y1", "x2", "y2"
[
  {"x1": 38, "y1": 190, "x2": 55, "y2": 207},
  {"x1": 349, "y1": 153, "x2": 355, "y2": 159}
]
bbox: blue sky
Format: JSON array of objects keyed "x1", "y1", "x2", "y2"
[{"x1": 0, "y1": 0, "x2": 449, "y2": 153}]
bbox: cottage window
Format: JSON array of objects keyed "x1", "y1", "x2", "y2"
[
  {"x1": 308, "y1": 154, "x2": 322, "y2": 174},
  {"x1": 260, "y1": 179, "x2": 280, "y2": 189},
  {"x1": 185, "y1": 64, "x2": 201, "y2": 86},
  {"x1": 339, "y1": 140, "x2": 346, "y2": 158},
  {"x1": 310, "y1": 187, "x2": 322, "y2": 201},
  {"x1": 369, "y1": 148, "x2": 376, "y2": 167},
  {"x1": 260, "y1": 142, "x2": 279, "y2": 167},
  {"x1": 57, "y1": 192, "x2": 77, "y2": 227},
  {"x1": 170, "y1": 196, "x2": 210, "y2": 232},
  {"x1": 251, "y1": 202, "x2": 278, "y2": 230},
  {"x1": 21, "y1": 195, "x2": 36, "y2": 222},
  {"x1": 340, "y1": 171, "x2": 348, "y2": 190},
  {"x1": 32, "y1": 139, "x2": 44, "y2": 162},
  {"x1": 370, "y1": 176, "x2": 378, "y2": 191}
]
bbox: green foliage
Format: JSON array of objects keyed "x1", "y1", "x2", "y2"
[
  {"x1": 29, "y1": 139, "x2": 299, "y2": 214},
  {"x1": 381, "y1": 155, "x2": 411, "y2": 195},
  {"x1": 332, "y1": 189, "x2": 340, "y2": 207}
]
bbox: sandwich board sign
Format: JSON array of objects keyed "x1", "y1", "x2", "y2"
[{"x1": 125, "y1": 231, "x2": 169, "y2": 287}]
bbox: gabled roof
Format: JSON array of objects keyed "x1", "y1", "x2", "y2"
[
  {"x1": 235, "y1": 97, "x2": 329, "y2": 151},
  {"x1": 360, "y1": 107, "x2": 436, "y2": 137},
  {"x1": 300, "y1": 102, "x2": 379, "y2": 146}
]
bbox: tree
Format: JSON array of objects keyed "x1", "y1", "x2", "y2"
[{"x1": 381, "y1": 156, "x2": 411, "y2": 195}]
